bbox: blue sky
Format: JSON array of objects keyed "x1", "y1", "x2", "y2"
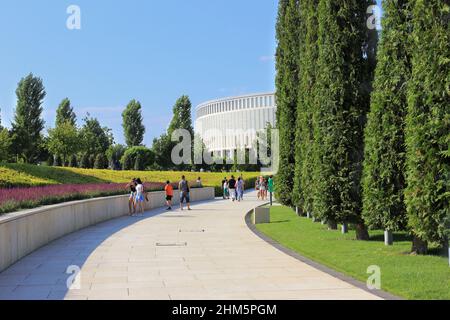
[{"x1": 0, "y1": 0, "x2": 278, "y2": 145}]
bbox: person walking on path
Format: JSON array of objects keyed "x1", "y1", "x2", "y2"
[
  {"x1": 222, "y1": 177, "x2": 229, "y2": 200},
  {"x1": 259, "y1": 176, "x2": 267, "y2": 201},
  {"x1": 164, "y1": 181, "x2": 174, "y2": 210},
  {"x1": 179, "y1": 175, "x2": 191, "y2": 211},
  {"x1": 134, "y1": 178, "x2": 145, "y2": 216},
  {"x1": 268, "y1": 175, "x2": 274, "y2": 206},
  {"x1": 228, "y1": 175, "x2": 237, "y2": 202},
  {"x1": 255, "y1": 178, "x2": 261, "y2": 200},
  {"x1": 236, "y1": 177, "x2": 244, "y2": 202},
  {"x1": 239, "y1": 175, "x2": 245, "y2": 200},
  {"x1": 126, "y1": 178, "x2": 137, "y2": 216}
]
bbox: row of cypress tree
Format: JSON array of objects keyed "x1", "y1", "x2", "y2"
[{"x1": 275, "y1": 0, "x2": 449, "y2": 253}]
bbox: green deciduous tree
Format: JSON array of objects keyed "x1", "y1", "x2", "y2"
[
  {"x1": 134, "y1": 153, "x2": 145, "y2": 171},
  {"x1": 362, "y1": 0, "x2": 412, "y2": 235},
  {"x1": 121, "y1": 146, "x2": 154, "y2": 171},
  {"x1": 56, "y1": 98, "x2": 76, "y2": 127},
  {"x1": 122, "y1": 153, "x2": 134, "y2": 171},
  {"x1": 275, "y1": 0, "x2": 301, "y2": 207},
  {"x1": 47, "y1": 121, "x2": 80, "y2": 165},
  {"x1": 53, "y1": 155, "x2": 63, "y2": 167},
  {"x1": 10, "y1": 73, "x2": 46, "y2": 163},
  {"x1": 152, "y1": 95, "x2": 194, "y2": 170},
  {"x1": 0, "y1": 109, "x2": 11, "y2": 162},
  {"x1": 69, "y1": 154, "x2": 78, "y2": 168},
  {"x1": 0, "y1": 109, "x2": 3, "y2": 131},
  {"x1": 405, "y1": 0, "x2": 450, "y2": 254},
  {"x1": 94, "y1": 153, "x2": 108, "y2": 169},
  {"x1": 312, "y1": 0, "x2": 377, "y2": 237},
  {"x1": 0, "y1": 128, "x2": 11, "y2": 162},
  {"x1": 122, "y1": 99, "x2": 145, "y2": 147},
  {"x1": 168, "y1": 95, "x2": 194, "y2": 138},
  {"x1": 151, "y1": 134, "x2": 174, "y2": 170},
  {"x1": 106, "y1": 144, "x2": 126, "y2": 170},
  {"x1": 46, "y1": 154, "x2": 54, "y2": 166},
  {"x1": 79, "y1": 115, "x2": 112, "y2": 157},
  {"x1": 80, "y1": 153, "x2": 90, "y2": 169}
]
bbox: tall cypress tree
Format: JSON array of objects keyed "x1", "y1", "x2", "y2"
[
  {"x1": 56, "y1": 98, "x2": 77, "y2": 127},
  {"x1": 166, "y1": 95, "x2": 194, "y2": 169},
  {"x1": 275, "y1": 0, "x2": 301, "y2": 207},
  {"x1": 313, "y1": 0, "x2": 377, "y2": 237},
  {"x1": 168, "y1": 95, "x2": 194, "y2": 138},
  {"x1": 405, "y1": 0, "x2": 449, "y2": 254},
  {"x1": 362, "y1": 0, "x2": 412, "y2": 239},
  {"x1": 293, "y1": 0, "x2": 318, "y2": 215},
  {"x1": 274, "y1": 0, "x2": 288, "y2": 128},
  {"x1": 122, "y1": 99, "x2": 145, "y2": 147},
  {"x1": 10, "y1": 73, "x2": 46, "y2": 163}
]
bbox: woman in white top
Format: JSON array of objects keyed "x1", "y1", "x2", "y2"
[{"x1": 134, "y1": 178, "x2": 145, "y2": 216}]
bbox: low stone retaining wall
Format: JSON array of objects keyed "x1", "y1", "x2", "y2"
[{"x1": 0, "y1": 187, "x2": 214, "y2": 273}]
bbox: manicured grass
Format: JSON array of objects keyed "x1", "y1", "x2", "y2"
[
  {"x1": 256, "y1": 206, "x2": 450, "y2": 300},
  {"x1": 0, "y1": 163, "x2": 260, "y2": 188}
]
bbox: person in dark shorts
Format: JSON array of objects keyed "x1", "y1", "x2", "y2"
[
  {"x1": 179, "y1": 175, "x2": 191, "y2": 211},
  {"x1": 126, "y1": 178, "x2": 137, "y2": 216},
  {"x1": 164, "y1": 181, "x2": 174, "y2": 210},
  {"x1": 228, "y1": 175, "x2": 237, "y2": 202}
]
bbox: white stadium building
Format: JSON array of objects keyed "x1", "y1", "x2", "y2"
[{"x1": 195, "y1": 92, "x2": 277, "y2": 158}]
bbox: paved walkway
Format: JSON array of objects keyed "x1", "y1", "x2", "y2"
[{"x1": 0, "y1": 192, "x2": 381, "y2": 300}]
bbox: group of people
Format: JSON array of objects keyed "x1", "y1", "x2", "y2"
[
  {"x1": 127, "y1": 174, "x2": 275, "y2": 216},
  {"x1": 126, "y1": 178, "x2": 147, "y2": 216},
  {"x1": 256, "y1": 175, "x2": 274, "y2": 204},
  {"x1": 222, "y1": 175, "x2": 245, "y2": 202},
  {"x1": 126, "y1": 175, "x2": 193, "y2": 216},
  {"x1": 163, "y1": 176, "x2": 193, "y2": 211}
]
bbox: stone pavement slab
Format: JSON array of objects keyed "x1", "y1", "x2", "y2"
[{"x1": 0, "y1": 192, "x2": 382, "y2": 300}]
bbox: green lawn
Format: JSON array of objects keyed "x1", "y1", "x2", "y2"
[{"x1": 256, "y1": 206, "x2": 450, "y2": 300}]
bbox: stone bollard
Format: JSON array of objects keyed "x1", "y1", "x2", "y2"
[
  {"x1": 253, "y1": 207, "x2": 270, "y2": 224},
  {"x1": 384, "y1": 230, "x2": 394, "y2": 246},
  {"x1": 342, "y1": 223, "x2": 348, "y2": 234}
]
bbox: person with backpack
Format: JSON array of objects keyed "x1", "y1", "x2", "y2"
[{"x1": 179, "y1": 175, "x2": 191, "y2": 211}]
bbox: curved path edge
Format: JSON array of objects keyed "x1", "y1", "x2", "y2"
[{"x1": 244, "y1": 208, "x2": 403, "y2": 301}]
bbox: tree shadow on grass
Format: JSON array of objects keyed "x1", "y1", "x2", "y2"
[
  {"x1": 369, "y1": 232, "x2": 447, "y2": 258},
  {"x1": 269, "y1": 220, "x2": 290, "y2": 224},
  {"x1": 368, "y1": 232, "x2": 412, "y2": 243}
]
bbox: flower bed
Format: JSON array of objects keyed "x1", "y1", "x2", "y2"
[{"x1": 0, "y1": 182, "x2": 167, "y2": 215}]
